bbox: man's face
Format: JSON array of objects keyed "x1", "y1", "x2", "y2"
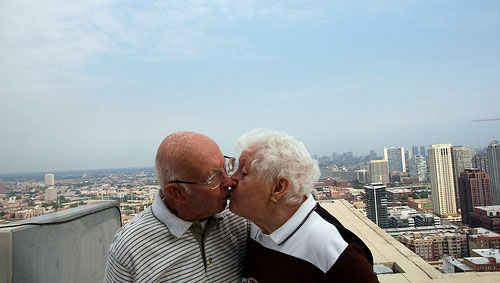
[{"x1": 182, "y1": 145, "x2": 234, "y2": 220}]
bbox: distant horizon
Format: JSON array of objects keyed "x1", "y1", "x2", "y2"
[{"x1": 1, "y1": 139, "x2": 496, "y2": 176}]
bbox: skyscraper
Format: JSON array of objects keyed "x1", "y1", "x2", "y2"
[
  {"x1": 473, "y1": 153, "x2": 489, "y2": 174},
  {"x1": 452, "y1": 146, "x2": 474, "y2": 210},
  {"x1": 428, "y1": 144, "x2": 458, "y2": 218},
  {"x1": 420, "y1": 146, "x2": 427, "y2": 158},
  {"x1": 44, "y1": 174, "x2": 55, "y2": 186},
  {"x1": 412, "y1": 146, "x2": 420, "y2": 157},
  {"x1": 365, "y1": 183, "x2": 389, "y2": 228},
  {"x1": 370, "y1": 160, "x2": 389, "y2": 184},
  {"x1": 487, "y1": 141, "x2": 500, "y2": 205},
  {"x1": 409, "y1": 155, "x2": 427, "y2": 182},
  {"x1": 458, "y1": 169, "x2": 492, "y2": 224},
  {"x1": 383, "y1": 147, "x2": 406, "y2": 173}
]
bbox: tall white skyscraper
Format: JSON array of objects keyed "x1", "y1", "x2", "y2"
[
  {"x1": 487, "y1": 141, "x2": 500, "y2": 205},
  {"x1": 44, "y1": 174, "x2": 55, "y2": 186},
  {"x1": 428, "y1": 144, "x2": 458, "y2": 217},
  {"x1": 383, "y1": 147, "x2": 406, "y2": 173}
]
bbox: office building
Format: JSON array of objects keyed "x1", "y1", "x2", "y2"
[
  {"x1": 428, "y1": 144, "x2": 458, "y2": 218},
  {"x1": 369, "y1": 150, "x2": 378, "y2": 161},
  {"x1": 458, "y1": 169, "x2": 492, "y2": 224},
  {"x1": 44, "y1": 174, "x2": 55, "y2": 186},
  {"x1": 487, "y1": 141, "x2": 500, "y2": 205},
  {"x1": 369, "y1": 160, "x2": 389, "y2": 184},
  {"x1": 365, "y1": 183, "x2": 389, "y2": 228},
  {"x1": 396, "y1": 232, "x2": 467, "y2": 261},
  {"x1": 408, "y1": 198, "x2": 433, "y2": 213},
  {"x1": 409, "y1": 155, "x2": 427, "y2": 182},
  {"x1": 469, "y1": 205, "x2": 500, "y2": 233},
  {"x1": 412, "y1": 146, "x2": 420, "y2": 157},
  {"x1": 420, "y1": 146, "x2": 427, "y2": 158},
  {"x1": 473, "y1": 153, "x2": 489, "y2": 174},
  {"x1": 468, "y1": 228, "x2": 500, "y2": 254},
  {"x1": 452, "y1": 146, "x2": 474, "y2": 208},
  {"x1": 414, "y1": 214, "x2": 440, "y2": 227},
  {"x1": 44, "y1": 186, "x2": 57, "y2": 201},
  {"x1": 384, "y1": 147, "x2": 406, "y2": 173}
]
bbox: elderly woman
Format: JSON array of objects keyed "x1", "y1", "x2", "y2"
[{"x1": 229, "y1": 129, "x2": 378, "y2": 283}]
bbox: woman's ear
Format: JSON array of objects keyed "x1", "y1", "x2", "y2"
[{"x1": 273, "y1": 177, "x2": 291, "y2": 201}]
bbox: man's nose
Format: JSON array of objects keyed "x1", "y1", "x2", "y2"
[{"x1": 221, "y1": 171, "x2": 235, "y2": 188}]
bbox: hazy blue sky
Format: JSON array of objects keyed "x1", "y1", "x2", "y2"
[{"x1": 1, "y1": 0, "x2": 499, "y2": 174}]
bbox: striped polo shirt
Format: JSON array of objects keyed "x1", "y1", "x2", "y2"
[{"x1": 104, "y1": 192, "x2": 248, "y2": 283}]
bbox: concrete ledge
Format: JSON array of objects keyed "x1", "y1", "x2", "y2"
[{"x1": 0, "y1": 201, "x2": 121, "y2": 283}]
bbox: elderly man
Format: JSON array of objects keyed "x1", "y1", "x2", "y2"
[{"x1": 104, "y1": 132, "x2": 247, "y2": 282}]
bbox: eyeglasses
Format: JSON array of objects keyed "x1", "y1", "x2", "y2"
[{"x1": 168, "y1": 156, "x2": 236, "y2": 190}]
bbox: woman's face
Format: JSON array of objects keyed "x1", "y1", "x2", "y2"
[{"x1": 229, "y1": 150, "x2": 274, "y2": 221}]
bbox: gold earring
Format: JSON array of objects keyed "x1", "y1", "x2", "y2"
[{"x1": 270, "y1": 196, "x2": 278, "y2": 204}]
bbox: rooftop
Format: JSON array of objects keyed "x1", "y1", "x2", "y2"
[
  {"x1": 321, "y1": 199, "x2": 500, "y2": 282},
  {"x1": 470, "y1": 228, "x2": 500, "y2": 238},
  {"x1": 472, "y1": 249, "x2": 500, "y2": 258}
]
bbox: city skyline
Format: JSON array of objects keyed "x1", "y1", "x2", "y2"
[{"x1": 1, "y1": 1, "x2": 499, "y2": 174}]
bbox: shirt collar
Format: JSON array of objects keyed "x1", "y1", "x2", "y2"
[
  {"x1": 268, "y1": 194, "x2": 317, "y2": 245},
  {"x1": 151, "y1": 190, "x2": 225, "y2": 238}
]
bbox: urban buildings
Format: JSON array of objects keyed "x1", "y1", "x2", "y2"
[
  {"x1": 365, "y1": 183, "x2": 389, "y2": 228},
  {"x1": 384, "y1": 147, "x2": 406, "y2": 173},
  {"x1": 44, "y1": 173, "x2": 55, "y2": 186},
  {"x1": 487, "y1": 141, "x2": 500, "y2": 205},
  {"x1": 452, "y1": 146, "x2": 474, "y2": 209},
  {"x1": 409, "y1": 155, "x2": 427, "y2": 182},
  {"x1": 408, "y1": 198, "x2": 433, "y2": 212},
  {"x1": 458, "y1": 169, "x2": 492, "y2": 224},
  {"x1": 44, "y1": 186, "x2": 57, "y2": 201},
  {"x1": 468, "y1": 228, "x2": 500, "y2": 253},
  {"x1": 473, "y1": 153, "x2": 489, "y2": 174},
  {"x1": 444, "y1": 249, "x2": 500, "y2": 273},
  {"x1": 428, "y1": 144, "x2": 459, "y2": 218},
  {"x1": 396, "y1": 231, "x2": 468, "y2": 261},
  {"x1": 469, "y1": 205, "x2": 500, "y2": 233},
  {"x1": 369, "y1": 160, "x2": 389, "y2": 184}
]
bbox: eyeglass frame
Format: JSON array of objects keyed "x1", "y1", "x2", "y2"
[{"x1": 168, "y1": 155, "x2": 236, "y2": 190}]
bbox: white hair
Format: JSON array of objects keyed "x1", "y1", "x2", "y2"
[
  {"x1": 155, "y1": 157, "x2": 192, "y2": 194},
  {"x1": 236, "y1": 128, "x2": 320, "y2": 205}
]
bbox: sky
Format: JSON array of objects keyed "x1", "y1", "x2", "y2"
[{"x1": 1, "y1": 0, "x2": 500, "y2": 174}]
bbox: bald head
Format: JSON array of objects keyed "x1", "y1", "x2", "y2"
[{"x1": 155, "y1": 131, "x2": 222, "y2": 190}]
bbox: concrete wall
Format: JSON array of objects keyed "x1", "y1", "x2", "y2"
[{"x1": 0, "y1": 201, "x2": 120, "y2": 283}]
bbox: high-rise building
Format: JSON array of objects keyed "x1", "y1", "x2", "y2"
[
  {"x1": 473, "y1": 153, "x2": 489, "y2": 174},
  {"x1": 487, "y1": 141, "x2": 500, "y2": 205},
  {"x1": 44, "y1": 174, "x2": 55, "y2": 186},
  {"x1": 412, "y1": 146, "x2": 420, "y2": 157},
  {"x1": 458, "y1": 169, "x2": 492, "y2": 224},
  {"x1": 384, "y1": 147, "x2": 406, "y2": 173},
  {"x1": 365, "y1": 183, "x2": 389, "y2": 228},
  {"x1": 45, "y1": 186, "x2": 57, "y2": 201},
  {"x1": 370, "y1": 160, "x2": 389, "y2": 184},
  {"x1": 409, "y1": 155, "x2": 427, "y2": 182},
  {"x1": 428, "y1": 144, "x2": 458, "y2": 218},
  {"x1": 420, "y1": 146, "x2": 427, "y2": 158},
  {"x1": 452, "y1": 146, "x2": 474, "y2": 210},
  {"x1": 369, "y1": 150, "x2": 378, "y2": 161}
]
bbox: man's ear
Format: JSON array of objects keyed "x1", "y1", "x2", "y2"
[
  {"x1": 164, "y1": 184, "x2": 188, "y2": 202},
  {"x1": 273, "y1": 177, "x2": 291, "y2": 201}
]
